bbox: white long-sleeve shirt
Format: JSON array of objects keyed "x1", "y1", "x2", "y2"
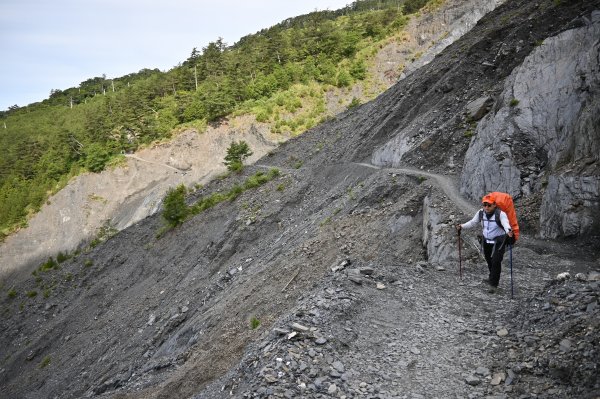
[{"x1": 461, "y1": 209, "x2": 511, "y2": 243}]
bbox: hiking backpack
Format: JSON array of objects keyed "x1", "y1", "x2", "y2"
[{"x1": 478, "y1": 192, "x2": 520, "y2": 241}]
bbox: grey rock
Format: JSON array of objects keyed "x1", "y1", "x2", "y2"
[
  {"x1": 465, "y1": 375, "x2": 481, "y2": 386},
  {"x1": 332, "y1": 361, "x2": 345, "y2": 373},
  {"x1": 290, "y1": 323, "x2": 310, "y2": 333},
  {"x1": 465, "y1": 96, "x2": 494, "y2": 121},
  {"x1": 359, "y1": 266, "x2": 375, "y2": 275}
]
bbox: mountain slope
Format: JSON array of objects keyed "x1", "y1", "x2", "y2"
[
  {"x1": 0, "y1": 0, "x2": 504, "y2": 276},
  {"x1": 0, "y1": 1, "x2": 598, "y2": 398}
]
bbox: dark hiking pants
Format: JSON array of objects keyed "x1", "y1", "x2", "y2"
[{"x1": 483, "y1": 238, "x2": 506, "y2": 287}]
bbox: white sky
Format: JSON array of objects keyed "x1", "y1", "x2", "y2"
[{"x1": 0, "y1": 0, "x2": 351, "y2": 111}]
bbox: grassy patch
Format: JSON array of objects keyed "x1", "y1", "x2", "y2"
[
  {"x1": 250, "y1": 317, "x2": 261, "y2": 330},
  {"x1": 162, "y1": 168, "x2": 281, "y2": 235}
]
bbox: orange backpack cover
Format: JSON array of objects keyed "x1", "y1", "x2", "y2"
[{"x1": 488, "y1": 192, "x2": 520, "y2": 241}]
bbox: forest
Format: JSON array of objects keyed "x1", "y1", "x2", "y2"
[{"x1": 0, "y1": 0, "x2": 436, "y2": 239}]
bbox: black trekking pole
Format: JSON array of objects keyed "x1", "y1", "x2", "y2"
[
  {"x1": 509, "y1": 243, "x2": 514, "y2": 298},
  {"x1": 458, "y1": 229, "x2": 463, "y2": 280}
]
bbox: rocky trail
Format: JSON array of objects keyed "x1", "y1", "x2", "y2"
[
  {"x1": 194, "y1": 165, "x2": 599, "y2": 399},
  {"x1": 1, "y1": 1, "x2": 599, "y2": 398}
]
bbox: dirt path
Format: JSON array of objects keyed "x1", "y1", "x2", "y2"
[
  {"x1": 124, "y1": 154, "x2": 184, "y2": 172},
  {"x1": 355, "y1": 162, "x2": 478, "y2": 215}
]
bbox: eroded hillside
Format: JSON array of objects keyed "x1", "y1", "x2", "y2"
[
  {"x1": 0, "y1": 1, "x2": 598, "y2": 399},
  {"x1": 0, "y1": 0, "x2": 505, "y2": 277}
]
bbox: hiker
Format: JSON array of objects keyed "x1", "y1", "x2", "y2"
[{"x1": 456, "y1": 194, "x2": 514, "y2": 290}]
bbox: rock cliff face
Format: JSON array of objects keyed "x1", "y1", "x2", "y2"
[{"x1": 460, "y1": 11, "x2": 600, "y2": 238}]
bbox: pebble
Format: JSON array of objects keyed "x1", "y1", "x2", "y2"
[
  {"x1": 291, "y1": 323, "x2": 309, "y2": 332},
  {"x1": 465, "y1": 375, "x2": 481, "y2": 386},
  {"x1": 328, "y1": 383, "x2": 338, "y2": 394},
  {"x1": 490, "y1": 371, "x2": 506, "y2": 385},
  {"x1": 497, "y1": 328, "x2": 509, "y2": 337}
]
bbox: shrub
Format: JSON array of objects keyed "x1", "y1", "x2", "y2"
[
  {"x1": 39, "y1": 257, "x2": 58, "y2": 272},
  {"x1": 56, "y1": 251, "x2": 69, "y2": 263},
  {"x1": 84, "y1": 259, "x2": 93, "y2": 268},
  {"x1": 250, "y1": 317, "x2": 261, "y2": 329},
  {"x1": 7, "y1": 288, "x2": 17, "y2": 299},
  {"x1": 26, "y1": 290, "x2": 38, "y2": 298},
  {"x1": 162, "y1": 184, "x2": 188, "y2": 228},
  {"x1": 509, "y1": 98, "x2": 520, "y2": 107},
  {"x1": 84, "y1": 143, "x2": 111, "y2": 173},
  {"x1": 348, "y1": 97, "x2": 361, "y2": 109},
  {"x1": 336, "y1": 69, "x2": 352, "y2": 88},
  {"x1": 224, "y1": 141, "x2": 253, "y2": 172}
]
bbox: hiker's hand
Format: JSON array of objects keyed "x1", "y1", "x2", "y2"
[
  {"x1": 508, "y1": 230, "x2": 514, "y2": 237},
  {"x1": 456, "y1": 224, "x2": 462, "y2": 232}
]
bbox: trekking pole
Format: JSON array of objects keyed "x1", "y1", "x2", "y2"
[
  {"x1": 509, "y1": 243, "x2": 514, "y2": 298},
  {"x1": 458, "y1": 229, "x2": 463, "y2": 280}
]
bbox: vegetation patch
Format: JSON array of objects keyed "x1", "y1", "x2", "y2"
[
  {"x1": 250, "y1": 317, "x2": 261, "y2": 330},
  {"x1": 160, "y1": 168, "x2": 281, "y2": 235}
]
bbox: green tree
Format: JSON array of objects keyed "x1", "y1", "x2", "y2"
[
  {"x1": 162, "y1": 184, "x2": 188, "y2": 228},
  {"x1": 223, "y1": 141, "x2": 253, "y2": 172},
  {"x1": 84, "y1": 143, "x2": 110, "y2": 173}
]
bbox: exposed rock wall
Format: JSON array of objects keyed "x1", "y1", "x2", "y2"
[{"x1": 460, "y1": 10, "x2": 600, "y2": 238}]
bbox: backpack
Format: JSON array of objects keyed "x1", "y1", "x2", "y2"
[{"x1": 478, "y1": 192, "x2": 520, "y2": 242}]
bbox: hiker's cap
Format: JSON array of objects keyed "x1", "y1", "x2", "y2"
[{"x1": 481, "y1": 194, "x2": 495, "y2": 204}]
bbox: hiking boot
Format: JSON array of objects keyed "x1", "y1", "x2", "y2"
[{"x1": 488, "y1": 286, "x2": 499, "y2": 294}]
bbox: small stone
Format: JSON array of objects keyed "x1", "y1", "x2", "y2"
[
  {"x1": 410, "y1": 347, "x2": 421, "y2": 355},
  {"x1": 315, "y1": 337, "x2": 327, "y2": 345},
  {"x1": 435, "y1": 265, "x2": 446, "y2": 271},
  {"x1": 291, "y1": 323, "x2": 310, "y2": 332},
  {"x1": 332, "y1": 361, "x2": 345, "y2": 372},
  {"x1": 587, "y1": 271, "x2": 600, "y2": 281},
  {"x1": 556, "y1": 272, "x2": 571, "y2": 281},
  {"x1": 287, "y1": 331, "x2": 298, "y2": 340},
  {"x1": 264, "y1": 374, "x2": 278, "y2": 383},
  {"x1": 349, "y1": 276, "x2": 363, "y2": 284},
  {"x1": 505, "y1": 369, "x2": 516, "y2": 385},
  {"x1": 360, "y1": 267, "x2": 375, "y2": 275},
  {"x1": 328, "y1": 384, "x2": 338, "y2": 394},
  {"x1": 559, "y1": 339, "x2": 571, "y2": 352},
  {"x1": 465, "y1": 375, "x2": 481, "y2": 386},
  {"x1": 273, "y1": 328, "x2": 289, "y2": 336},
  {"x1": 490, "y1": 372, "x2": 506, "y2": 385},
  {"x1": 497, "y1": 328, "x2": 509, "y2": 337},
  {"x1": 475, "y1": 367, "x2": 490, "y2": 376},
  {"x1": 376, "y1": 283, "x2": 386, "y2": 290},
  {"x1": 181, "y1": 306, "x2": 189, "y2": 313}
]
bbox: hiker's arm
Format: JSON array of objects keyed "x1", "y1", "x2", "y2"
[
  {"x1": 460, "y1": 212, "x2": 480, "y2": 230},
  {"x1": 499, "y1": 211, "x2": 512, "y2": 235}
]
